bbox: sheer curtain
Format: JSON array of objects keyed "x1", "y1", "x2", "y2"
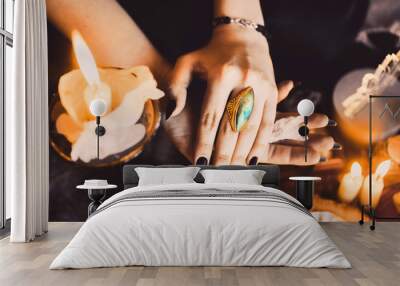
[{"x1": 9, "y1": 0, "x2": 49, "y2": 242}]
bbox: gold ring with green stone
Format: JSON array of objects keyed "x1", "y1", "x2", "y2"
[{"x1": 226, "y1": 87, "x2": 254, "y2": 132}]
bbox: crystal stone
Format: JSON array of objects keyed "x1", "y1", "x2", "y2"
[{"x1": 235, "y1": 87, "x2": 254, "y2": 132}]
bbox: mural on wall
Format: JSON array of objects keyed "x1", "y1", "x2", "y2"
[{"x1": 47, "y1": 0, "x2": 400, "y2": 222}]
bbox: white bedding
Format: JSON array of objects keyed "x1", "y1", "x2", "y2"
[{"x1": 50, "y1": 183, "x2": 351, "y2": 269}]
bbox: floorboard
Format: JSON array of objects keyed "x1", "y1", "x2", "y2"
[{"x1": 0, "y1": 222, "x2": 399, "y2": 286}]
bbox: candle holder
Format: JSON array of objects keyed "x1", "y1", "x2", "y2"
[{"x1": 49, "y1": 93, "x2": 161, "y2": 167}]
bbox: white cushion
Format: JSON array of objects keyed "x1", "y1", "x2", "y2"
[
  {"x1": 135, "y1": 167, "x2": 201, "y2": 186},
  {"x1": 200, "y1": 169, "x2": 266, "y2": 185}
]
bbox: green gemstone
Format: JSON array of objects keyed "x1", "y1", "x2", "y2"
[{"x1": 236, "y1": 88, "x2": 254, "y2": 132}]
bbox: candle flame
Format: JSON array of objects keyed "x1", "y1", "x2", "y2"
[
  {"x1": 376, "y1": 160, "x2": 391, "y2": 178},
  {"x1": 71, "y1": 31, "x2": 100, "y2": 86},
  {"x1": 350, "y1": 162, "x2": 362, "y2": 178}
]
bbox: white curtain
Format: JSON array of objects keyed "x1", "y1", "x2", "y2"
[{"x1": 9, "y1": 0, "x2": 49, "y2": 242}]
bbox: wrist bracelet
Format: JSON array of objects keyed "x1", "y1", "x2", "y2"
[{"x1": 212, "y1": 16, "x2": 270, "y2": 40}]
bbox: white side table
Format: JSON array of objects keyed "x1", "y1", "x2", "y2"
[
  {"x1": 77, "y1": 184, "x2": 117, "y2": 216},
  {"x1": 289, "y1": 177, "x2": 321, "y2": 210}
]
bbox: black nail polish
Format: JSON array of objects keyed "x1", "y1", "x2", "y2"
[
  {"x1": 196, "y1": 157, "x2": 208, "y2": 165},
  {"x1": 319, "y1": 157, "x2": 327, "y2": 163},
  {"x1": 328, "y1": 119, "x2": 337, "y2": 127},
  {"x1": 298, "y1": 126, "x2": 310, "y2": 137},
  {"x1": 165, "y1": 99, "x2": 176, "y2": 120},
  {"x1": 333, "y1": 143, "x2": 342, "y2": 150},
  {"x1": 249, "y1": 157, "x2": 258, "y2": 166}
]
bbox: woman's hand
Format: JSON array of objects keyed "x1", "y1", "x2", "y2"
[
  {"x1": 169, "y1": 24, "x2": 277, "y2": 165},
  {"x1": 164, "y1": 80, "x2": 337, "y2": 166}
]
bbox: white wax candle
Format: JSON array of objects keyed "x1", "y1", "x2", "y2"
[
  {"x1": 359, "y1": 174, "x2": 384, "y2": 208},
  {"x1": 359, "y1": 160, "x2": 391, "y2": 208},
  {"x1": 338, "y1": 162, "x2": 363, "y2": 203}
]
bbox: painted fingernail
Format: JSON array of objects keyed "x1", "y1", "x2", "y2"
[
  {"x1": 196, "y1": 157, "x2": 208, "y2": 165},
  {"x1": 249, "y1": 157, "x2": 258, "y2": 166},
  {"x1": 333, "y1": 142, "x2": 343, "y2": 150},
  {"x1": 319, "y1": 157, "x2": 327, "y2": 163},
  {"x1": 328, "y1": 119, "x2": 337, "y2": 127},
  {"x1": 298, "y1": 126, "x2": 310, "y2": 137},
  {"x1": 165, "y1": 99, "x2": 176, "y2": 120}
]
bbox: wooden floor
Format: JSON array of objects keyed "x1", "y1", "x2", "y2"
[{"x1": 0, "y1": 222, "x2": 399, "y2": 286}]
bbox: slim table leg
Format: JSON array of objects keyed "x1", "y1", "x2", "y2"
[
  {"x1": 370, "y1": 208, "x2": 376, "y2": 231},
  {"x1": 87, "y1": 189, "x2": 107, "y2": 217},
  {"x1": 295, "y1": 180, "x2": 314, "y2": 210},
  {"x1": 359, "y1": 205, "x2": 365, "y2": 225}
]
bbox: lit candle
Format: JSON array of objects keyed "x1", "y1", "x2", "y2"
[
  {"x1": 71, "y1": 30, "x2": 111, "y2": 116},
  {"x1": 359, "y1": 160, "x2": 391, "y2": 208},
  {"x1": 57, "y1": 30, "x2": 165, "y2": 163},
  {"x1": 338, "y1": 162, "x2": 363, "y2": 203}
]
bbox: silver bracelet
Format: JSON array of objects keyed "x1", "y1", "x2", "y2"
[{"x1": 212, "y1": 16, "x2": 270, "y2": 40}]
